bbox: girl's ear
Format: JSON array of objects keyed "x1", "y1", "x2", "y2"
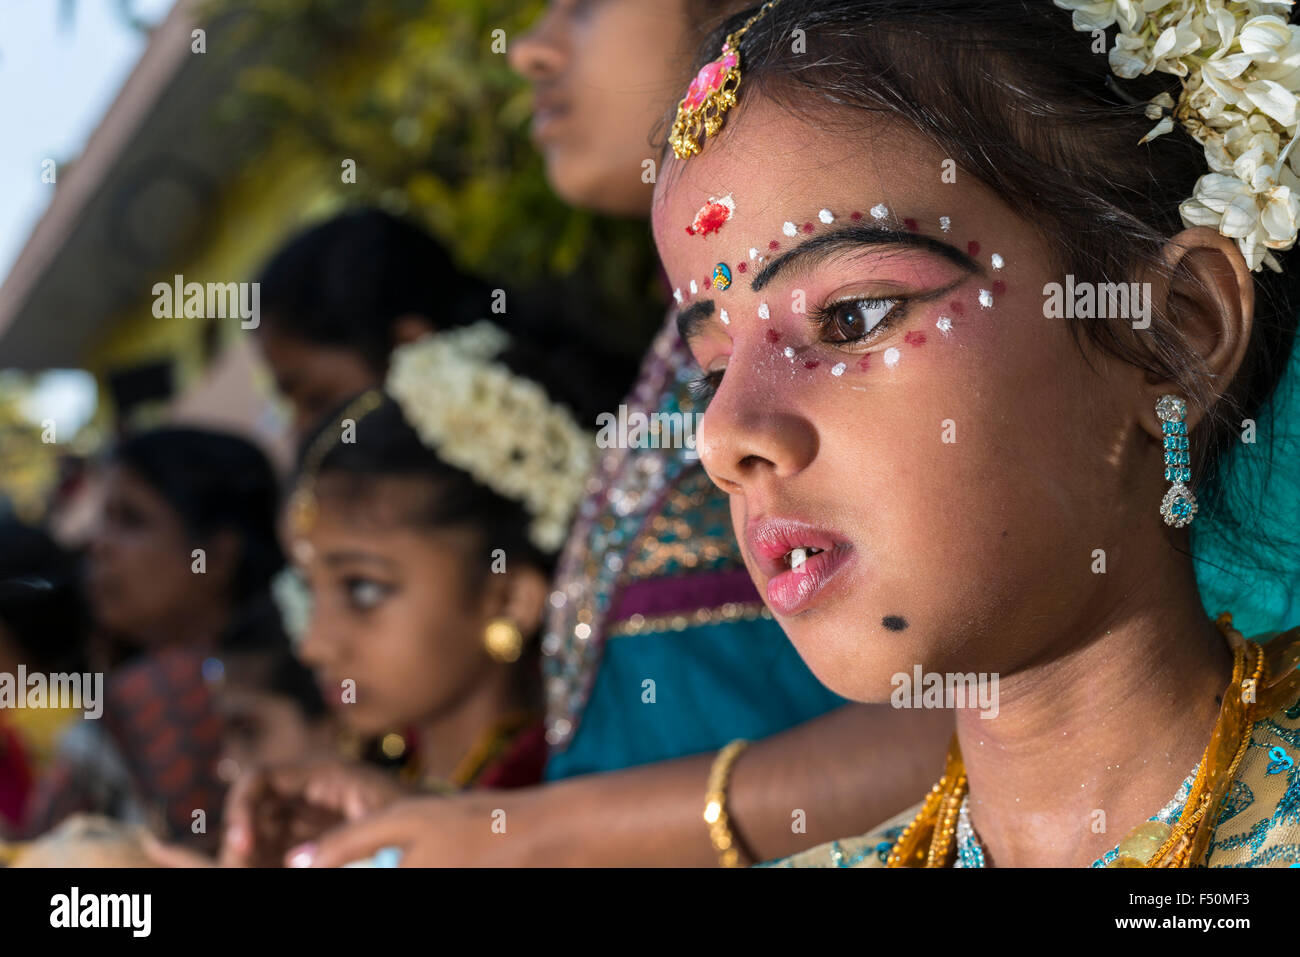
[
  {"x1": 390, "y1": 314, "x2": 436, "y2": 347},
  {"x1": 496, "y1": 564, "x2": 551, "y2": 639},
  {"x1": 1139, "y1": 225, "x2": 1255, "y2": 434},
  {"x1": 203, "y1": 529, "x2": 243, "y2": 597}
]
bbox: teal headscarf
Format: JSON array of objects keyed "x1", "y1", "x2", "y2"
[{"x1": 1193, "y1": 332, "x2": 1300, "y2": 637}]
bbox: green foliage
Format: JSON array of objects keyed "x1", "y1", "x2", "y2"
[{"x1": 202, "y1": 0, "x2": 663, "y2": 353}]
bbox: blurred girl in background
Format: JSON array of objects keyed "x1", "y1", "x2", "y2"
[{"x1": 23, "y1": 427, "x2": 288, "y2": 847}]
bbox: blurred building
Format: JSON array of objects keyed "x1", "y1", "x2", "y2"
[{"x1": 0, "y1": 0, "x2": 336, "y2": 475}]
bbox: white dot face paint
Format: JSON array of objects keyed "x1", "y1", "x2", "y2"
[
  {"x1": 783, "y1": 346, "x2": 796, "y2": 359},
  {"x1": 936, "y1": 316, "x2": 953, "y2": 334},
  {"x1": 831, "y1": 362, "x2": 846, "y2": 376},
  {"x1": 818, "y1": 209, "x2": 835, "y2": 224},
  {"x1": 870, "y1": 203, "x2": 889, "y2": 220},
  {"x1": 991, "y1": 253, "x2": 1004, "y2": 270},
  {"x1": 939, "y1": 216, "x2": 952, "y2": 232},
  {"x1": 690, "y1": 279, "x2": 698, "y2": 295},
  {"x1": 979, "y1": 289, "x2": 994, "y2": 308},
  {"x1": 720, "y1": 308, "x2": 730, "y2": 325},
  {"x1": 758, "y1": 302, "x2": 770, "y2": 320},
  {"x1": 749, "y1": 248, "x2": 759, "y2": 260},
  {"x1": 783, "y1": 221, "x2": 797, "y2": 237},
  {"x1": 673, "y1": 288, "x2": 683, "y2": 304},
  {"x1": 883, "y1": 347, "x2": 901, "y2": 367}
]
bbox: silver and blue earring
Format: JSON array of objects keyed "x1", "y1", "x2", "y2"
[{"x1": 1156, "y1": 394, "x2": 1197, "y2": 527}]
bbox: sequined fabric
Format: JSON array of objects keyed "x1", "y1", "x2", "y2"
[{"x1": 541, "y1": 315, "x2": 748, "y2": 750}]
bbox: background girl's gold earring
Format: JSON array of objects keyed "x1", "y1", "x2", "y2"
[{"x1": 483, "y1": 618, "x2": 524, "y2": 663}]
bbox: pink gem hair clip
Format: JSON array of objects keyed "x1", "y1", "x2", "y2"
[{"x1": 669, "y1": 0, "x2": 783, "y2": 160}]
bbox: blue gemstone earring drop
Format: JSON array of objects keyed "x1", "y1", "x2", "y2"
[{"x1": 1156, "y1": 394, "x2": 1197, "y2": 527}]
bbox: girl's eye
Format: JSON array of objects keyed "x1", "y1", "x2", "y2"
[
  {"x1": 687, "y1": 369, "x2": 725, "y2": 405},
  {"x1": 815, "y1": 297, "x2": 903, "y2": 343},
  {"x1": 345, "y1": 578, "x2": 392, "y2": 611}
]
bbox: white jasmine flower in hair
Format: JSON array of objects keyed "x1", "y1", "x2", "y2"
[
  {"x1": 1061, "y1": 0, "x2": 1300, "y2": 271},
  {"x1": 1054, "y1": 0, "x2": 1159, "y2": 34},
  {"x1": 1180, "y1": 171, "x2": 1300, "y2": 270}
]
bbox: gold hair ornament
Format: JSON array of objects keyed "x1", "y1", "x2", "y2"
[
  {"x1": 288, "y1": 389, "x2": 384, "y2": 536},
  {"x1": 669, "y1": 1, "x2": 784, "y2": 160}
]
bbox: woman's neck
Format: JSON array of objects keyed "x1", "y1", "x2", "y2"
[
  {"x1": 955, "y1": 556, "x2": 1234, "y2": 867},
  {"x1": 412, "y1": 665, "x2": 529, "y2": 787}
]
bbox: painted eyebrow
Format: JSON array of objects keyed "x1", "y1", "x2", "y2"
[
  {"x1": 675, "y1": 298, "x2": 716, "y2": 345},
  {"x1": 750, "y1": 223, "x2": 981, "y2": 292}
]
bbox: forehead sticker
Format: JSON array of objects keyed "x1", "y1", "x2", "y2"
[
  {"x1": 713, "y1": 262, "x2": 733, "y2": 290},
  {"x1": 686, "y1": 194, "x2": 736, "y2": 237}
]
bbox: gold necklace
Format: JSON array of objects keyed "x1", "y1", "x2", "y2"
[{"x1": 886, "y1": 614, "x2": 1266, "y2": 868}]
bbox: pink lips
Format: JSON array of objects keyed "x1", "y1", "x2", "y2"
[{"x1": 746, "y1": 516, "x2": 856, "y2": 617}]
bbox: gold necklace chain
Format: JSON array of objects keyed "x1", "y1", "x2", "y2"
[{"x1": 886, "y1": 614, "x2": 1264, "y2": 868}]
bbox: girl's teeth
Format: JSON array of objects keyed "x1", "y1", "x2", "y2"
[{"x1": 790, "y1": 548, "x2": 808, "y2": 571}]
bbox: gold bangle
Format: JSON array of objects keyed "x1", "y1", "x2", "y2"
[{"x1": 703, "y1": 738, "x2": 751, "y2": 867}]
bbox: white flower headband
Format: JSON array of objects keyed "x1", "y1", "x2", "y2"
[
  {"x1": 384, "y1": 321, "x2": 596, "y2": 553},
  {"x1": 1057, "y1": 0, "x2": 1300, "y2": 271}
]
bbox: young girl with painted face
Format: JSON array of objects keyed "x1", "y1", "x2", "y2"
[
  {"x1": 654, "y1": 0, "x2": 1300, "y2": 867},
  {"x1": 208, "y1": 322, "x2": 633, "y2": 867}
]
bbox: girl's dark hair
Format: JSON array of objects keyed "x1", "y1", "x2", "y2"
[
  {"x1": 298, "y1": 324, "x2": 633, "y2": 583},
  {"x1": 112, "y1": 428, "x2": 284, "y2": 603},
  {"x1": 0, "y1": 520, "x2": 88, "y2": 672},
  {"x1": 255, "y1": 207, "x2": 492, "y2": 372},
  {"x1": 669, "y1": 0, "x2": 1300, "y2": 581}
]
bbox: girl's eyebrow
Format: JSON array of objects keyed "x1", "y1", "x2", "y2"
[
  {"x1": 675, "y1": 298, "x2": 716, "y2": 346},
  {"x1": 750, "y1": 223, "x2": 982, "y2": 292}
]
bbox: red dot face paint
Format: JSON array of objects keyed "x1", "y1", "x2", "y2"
[
  {"x1": 857, "y1": 354, "x2": 871, "y2": 371},
  {"x1": 802, "y1": 222, "x2": 815, "y2": 233},
  {"x1": 904, "y1": 330, "x2": 927, "y2": 346},
  {"x1": 769, "y1": 240, "x2": 780, "y2": 250},
  {"x1": 804, "y1": 360, "x2": 820, "y2": 369},
  {"x1": 967, "y1": 241, "x2": 980, "y2": 256},
  {"x1": 904, "y1": 218, "x2": 919, "y2": 232},
  {"x1": 685, "y1": 194, "x2": 736, "y2": 237},
  {"x1": 993, "y1": 279, "x2": 1007, "y2": 296},
  {"x1": 950, "y1": 301, "x2": 965, "y2": 316},
  {"x1": 766, "y1": 329, "x2": 782, "y2": 344},
  {"x1": 737, "y1": 262, "x2": 747, "y2": 273}
]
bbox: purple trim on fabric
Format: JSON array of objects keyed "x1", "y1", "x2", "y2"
[{"x1": 609, "y1": 567, "x2": 762, "y2": 622}]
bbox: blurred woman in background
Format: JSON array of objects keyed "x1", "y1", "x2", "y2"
[
  {"x1": 22, "y1": 427, "x2": 289, "y2": 848},
  {"x1": 254, "y1": 207, "x2": 494, "y2": 440}
]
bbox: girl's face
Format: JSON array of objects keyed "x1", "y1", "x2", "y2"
[
  {"x1": 292, "y1": 478, "x2": 497, "y2": 736},
  {"x1": 256, "y1": 325, "x2": 380, "y2": 440},
  {"x1": 87, "y1": 465, "x2": 229, "y2": 642},
  {"x1": 651, "y1": 99, "x2": 1157, "y2": 701},
  {"x1": 510, "y1": 0, "x2": 692, "y2": 215}
]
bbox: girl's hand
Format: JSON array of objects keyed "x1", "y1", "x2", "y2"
[
  {"x1": 220, "y1": 760, "x2": 415, "y2": 867},
  {"x1": 282, "y1": 790, "x2": 545, "y2": 867}
]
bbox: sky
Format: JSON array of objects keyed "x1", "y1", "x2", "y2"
[{"x1": 0, "y1": 0, "x2": 177, "y2": 430}]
